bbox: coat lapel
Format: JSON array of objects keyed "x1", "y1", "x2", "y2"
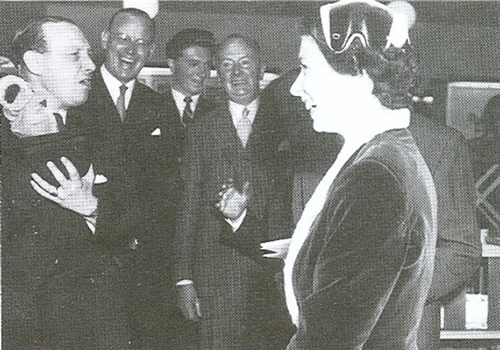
[
  {"x1": 92, "y1": 72, "x2": 122, "y2": 124},
  {"x1": 213, "y1": 103, "x2": 242, "y2": 149},
  {"x1": 195, "y1": 96, "x2": 216, "y2": 119}
]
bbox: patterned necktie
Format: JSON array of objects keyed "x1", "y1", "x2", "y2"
[
  {"x1": 53, "y1": 112, "x2": 65, "y2": 132},
  {"x1": 182, "y1": 96, "x2": 194, "y2": 126},
  {"x1": 116, "y1": 84, "x2": 128, "y2": 121},
  {"x1": 237, "y1": 107, "x2": 252, "y2": 147}
]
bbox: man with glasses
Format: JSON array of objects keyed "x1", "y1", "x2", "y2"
[{"x1": 72, "y1": 8, "x2": 180, "y2": 350}]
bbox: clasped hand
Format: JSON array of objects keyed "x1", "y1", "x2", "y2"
[
  {"x1": 30, "y1": 156, "x2": 98, "y2": 217},
  {"x1": 216, "y1": 179, "x2": 250, "y2": 220},
  {"x1": 177, "y1": 284, "x2": 201, "y2": 321}
]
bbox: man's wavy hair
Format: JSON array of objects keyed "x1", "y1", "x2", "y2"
[{"x1": 301, "y1": 5, "x2": 418, "y2": 110}]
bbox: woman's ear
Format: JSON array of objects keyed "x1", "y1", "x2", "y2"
[{"x1": 23, "y1": 50, "x2": 45, "y2": 76}]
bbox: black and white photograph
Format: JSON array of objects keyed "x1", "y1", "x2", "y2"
[{"x1": 1, "y1": 1, "x2": 499, "y2": 349}]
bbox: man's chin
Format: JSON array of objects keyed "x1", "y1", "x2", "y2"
[
  {"x1": 70, "y1": 94, "x2": 90, "y2": 108},
  {"x1": 228, "y1": 91, "x2": 258, "y2": 105}
]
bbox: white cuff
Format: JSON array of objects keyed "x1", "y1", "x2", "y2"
[
  {"x1": 85, "y1": 218, "x2": 96, "y2": 234},
  {"x1": 176, "y1": 279, "x2": 194, "y2": 286},
  {"x1": 225, "y1": 209, "x2": 247, "y2": 232}
]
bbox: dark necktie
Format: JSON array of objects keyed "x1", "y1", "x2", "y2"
[
  {"x1": 182, "y1": 96, "x2": 194, "y2": 126},
  {"x1": 53, "y1": 112, "x2": 65, "y2": 132},
  {"x1": 116, "y1": 84, "x2": 128, "y2": 121}
]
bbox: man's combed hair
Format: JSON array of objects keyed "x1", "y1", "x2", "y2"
[
  {"x1": 10, "y1": 16, "x2": 78, "y2": 67},
  {"x1": 109, "y1": 8, "x2": 155, "y2": 37},
  {"x1": 302, "y1": 7, "x2": 418, "y2": 110},
  {"x1": 165, "y1": 28, "x2": 215, "y2": 60}
]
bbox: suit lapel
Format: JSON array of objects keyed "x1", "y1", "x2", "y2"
[
  {"x1": 92, "y1": 72, "x2": 122, "y2": 124},
  {"x1": 214, "y1": 103, "x2": 241, "y2": 147},
  {"x1": 210, "y1": 104, "x2": 243, "y2": 168},
  {"x1": 164, "y1": 89, "x2": 182, "y2": 123},
  {"x1": 213, "y1": 100, "x2": 270, "y2": 151},
  {"x1": 194, "y1": 96, "x2": 215, "y2": 119},
  {"x1": 126, "y1": 82, "x2": 150, "y2": 123},
  {"x1": 243, "y1": 99, "x2": 270, "y2": 151}
]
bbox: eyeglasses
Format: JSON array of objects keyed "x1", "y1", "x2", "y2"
[
  {"x1": 109, "y1": 32, "x2": 153, "y2": 49},
  {"x1": 319, "y1": 0, "x2": 409, "y2": 53}
]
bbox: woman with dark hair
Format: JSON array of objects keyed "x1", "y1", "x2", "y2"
[{"x1": 281, "y1": 1, "x2": 437, "y2": 348}]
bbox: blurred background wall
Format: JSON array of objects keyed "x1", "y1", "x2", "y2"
[{"x1": 1, "y1": 1, "x2": 498, "y2": 83}]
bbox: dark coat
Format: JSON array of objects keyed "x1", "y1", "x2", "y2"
[
  {"x1": 409, "y1": 115, "x2": 481, "y2": 349},
  {"x1": 175, "y1": 98, "x2": 291, "y2": 350},
  {"x1": 70, "y1": 70, "x2": 182, "y2": 349},
  {"x1": 2, "y1": 112, "x2": 132, "y2": 350},
  {"x1": 71, "y1": 71, "x2": 180, "y2": 251},
  {"x1": 287, "y1": 129, "x2": 437, "y2": 350},
  {"x1": 409, "y1": 115, "x2": 480, "y2": 303},
  {"x1": 163, "y1": 88, "x2": 217, "y2": 157}
]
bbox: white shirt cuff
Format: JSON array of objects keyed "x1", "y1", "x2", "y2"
[
  {"x1": 225, "y1": 209, "x2": 247, "y2": 232},
  {"x1": 176, "y1": 279, "x2": 194, "y2": 286},
  {"x1": 85, "y1": 217, "x2": 96, "y2": 233}
]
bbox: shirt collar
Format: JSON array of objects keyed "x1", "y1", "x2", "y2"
[
  {"x1": 41, "y1": 99, "x2": 68, "y2": 124},
  {"x1": 171, "y1": 88, "x2": 200, "y2": 114},
  {"x1": 229, "y1": 98, "x2": 259, "y2": 126},
  {"x1": 100, "y1": 65, "x2": 135, "y2": 107}
]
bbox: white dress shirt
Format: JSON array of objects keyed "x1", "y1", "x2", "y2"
[
  {"x1": 228, "y1": 99, "x2": 258, "y2": 128},
  {"x1": 100, "y1": 65, "x2": 135, "y2": 110},
  {"x1": 171, "y1": 88, "x2": 201, "y2": 119}
]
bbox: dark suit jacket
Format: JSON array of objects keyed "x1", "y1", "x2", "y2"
[
  {"x1": 409, "y1": 115, "x2": 481, "y2": 349},
  {"x1": 71, "y1": 71, "x2": 180, "y2": 254},
  {"x1": 288, "y1": 129, "x2": 437, "y2": 350},
  {"x1": 163, "y1": 88, "x2": 216, "y2": 156},
  {"x1": 2, "y1": 112, "x2": 131, "y2": 349},
  {"x1": 409, "y1": 115, "x2": 481, "y2": 303},
  {"x1": 175, "y1": 98, "x2": 291, "y2": 349},
  {"x1": 70, "y1": 70, "x2": 182, "y2": 349}
]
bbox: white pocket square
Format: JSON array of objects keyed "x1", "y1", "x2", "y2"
[
  {"x1": 151, "y1": 128, "x2": 161, "y2": 136},
  {"x1": 94, "y1": 174, "x2": 108, "y2": 184}
]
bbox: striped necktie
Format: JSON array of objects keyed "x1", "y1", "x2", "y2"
[
  {"x1": 116, "y1": 84, "x2": 128, "y2": 121},
  {"x1": 182, "y1": 96, "x2": 194, "y2": 126},
  {"x1": 237, "y1": 107, "x2": 252, "y2": 147}
]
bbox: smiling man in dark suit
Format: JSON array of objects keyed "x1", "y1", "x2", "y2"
[
  {"x1": 71, "y1": 8, "x2": 180, "y2": 350},
  {"x1": 175, "y1": 34, "x2": 292, "y2": 350},
  {"x1": 165, "y1": 28, "x2": 217, "y2": 156}
]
